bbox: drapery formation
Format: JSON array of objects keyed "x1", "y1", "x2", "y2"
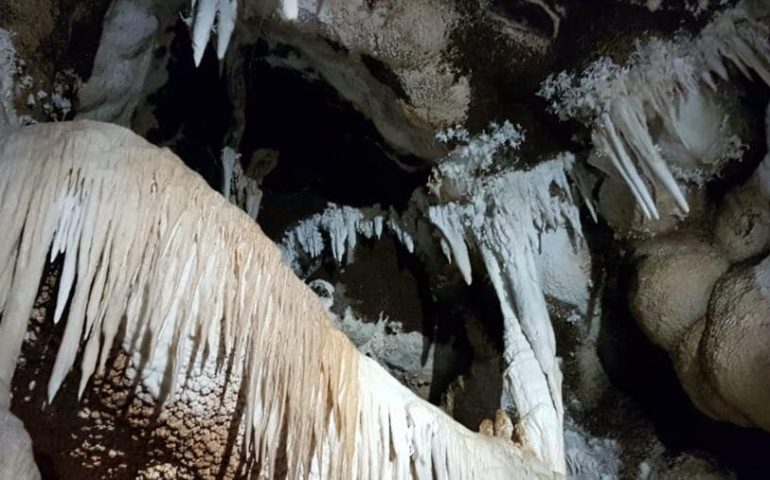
[{"x1": 0, "y1": 121, "x2": 554, "y2": 479}]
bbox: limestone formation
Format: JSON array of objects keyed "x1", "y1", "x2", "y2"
[
  {"x1": 2, "y1": 0, "x2": 770, "y2": 478},
  {"x1": 702, "y1": 257, "x2": 770, "y2": 431},
  {"x1": 630, "y1": 234, "x2": 730, "y2": 352}
]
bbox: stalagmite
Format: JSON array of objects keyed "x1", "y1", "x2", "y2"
[{"x1": 0, "y1": 120, "x2": 557, "y2": 479}]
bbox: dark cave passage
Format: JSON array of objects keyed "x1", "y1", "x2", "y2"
[
  {"x1": 143, "y1": 21, "x2": 233, "y2": 192},
  {"x1": 305, "y1": 231, "x2": 510, "y2": 423},
  {"x1": 144, "y1": 23, "x2": 429, "y2": 241},
  {"x1": 238, "y1": 41, "x2": 429, "y2": 239}
]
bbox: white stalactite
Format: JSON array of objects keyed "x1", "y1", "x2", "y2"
[
  {"x1": 191, "y1": 0, "x2": 217, "y2": 66},
  {"x1": 216, "y1": 0, "x2": 238, "y2": 60},
  {"x1": 427, "y1": 154, "x2": 581, "y2": 475},
  {"x1": 429, "y1": 207, "x2": 473, "y2": 285},
  {"x1": 426, "y1": 123, "x2": 583, "y2": 474},
  {"x1": 540, "y1": 4, "x2": 770, "y2": 219},
  {"x1": 189, "y1": 0, "x2": 302, "y2": 67},
  {"x1": 281, "y1": 123, "x2": 585, "y2": 474},
  {"x1": 0, "y1": 120, "x2": 558, "y2": 479}
]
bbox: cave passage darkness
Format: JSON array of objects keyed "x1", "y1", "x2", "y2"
[
  {"x1": 306, "y1": 232, "x2": 511, "y2": 417},
  {"x1": 238, "y1": 41, "x2": 430, "y2": 238},
  {"x1": 146, "y1": 24, "x2": 429, "y2": 240}
]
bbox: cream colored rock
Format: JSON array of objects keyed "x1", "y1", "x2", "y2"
[
  {"x1": 0, "y1": 409, "x2": 40, "y2": 480},
  {"x1": 479, "y1": 419, "x2": 495, "y2": 436},
  {"x1": 714, "y1": 182, "x2": 770, "y2": 263},
  {"x1": 478, "y1": 410, "x2": 515, "y2": 442},
  {"x1": 672, "y1": 318, "x2": 752, "y2": 427},
  {"x1": 598, "y1": 176, "x2": 707, "y2": 240},
  {"x1": 701, "y1": 256, "x2": 770, "y2": 431},
  {"x1": 631, "y1": 234, "x2": 730, "y2": 352},
  {"x1": 494, "y1": 409, "x2": 515, "y2": 442}
]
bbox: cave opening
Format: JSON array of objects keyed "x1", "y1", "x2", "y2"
[
  {"x1": 306, "y1": 235, "x2": 476, "y2": 407},
  {"x1": 303, "y1": 231, "x2": 511, "y2": 427},
  {"x1": 143, "y1": 21, "x2": 233, "y2": 193},
  {"x1": 237, "y1": 40, "x2": 430, "y2": 239},
  {"x1": 144, "y1": 24, "x2": 431, "y2": 241}
]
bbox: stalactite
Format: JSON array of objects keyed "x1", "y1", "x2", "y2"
[
  {"x1": 0, "y1": 120, "x2": 556, "y2": 479},
  {"x1": 280, "y1": 204, "x2": 414, "y2": 272},
  {"x1": 539, "y1": 4, "x2": 769, "y2": 218},
  {"x1": 427, "y1": 151, "x2": 581, "y2": 475},
  {"x1": 189, "y1": 0, "x2": 297, "y2": 67}
]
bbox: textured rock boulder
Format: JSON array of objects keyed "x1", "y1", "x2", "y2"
[
  {"x1": 628, "y1": 224, "x2": 770, "y2": 431},
  {"x1": 630, "y1": 234, "x2": 730, "y2": 352},
  {"x1": 634, "y1": 227, "x2": 770, "y2": 431},
  {"x1": 672, "y1": 317, "x2": 752, "y2": 427},
  {"x1": 239, "y1": 0, "x2": 467, "y2": 159},
  {"x1": 714, "y1": 180, "x2": 770, "y2": 263},
  {"x1": 232, "y1": 0, "x2": 563, "y2": 160},
  {"x1": 700, "y1": 256, "x2": 770, "y2": 431},
  {"x1": 598, "y1": 176, "x2": 708, "y2": 240}
]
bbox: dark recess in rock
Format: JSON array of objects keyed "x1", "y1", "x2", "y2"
[
  {"x1": 144, "y1": 21, "x2": 232, "y2": 192},
  {"x1": 489, "y1": 0, "x2": 559, "y2": 38},
  {"x1": 360, "y1": 53, "x2": 411, "y2": 104},
  {"x1": 237, "y1": 40, "x2": 429, "y2": 238},
  {"x1": 309, "y1": 234, "x2": 476, "y2": 406}
]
